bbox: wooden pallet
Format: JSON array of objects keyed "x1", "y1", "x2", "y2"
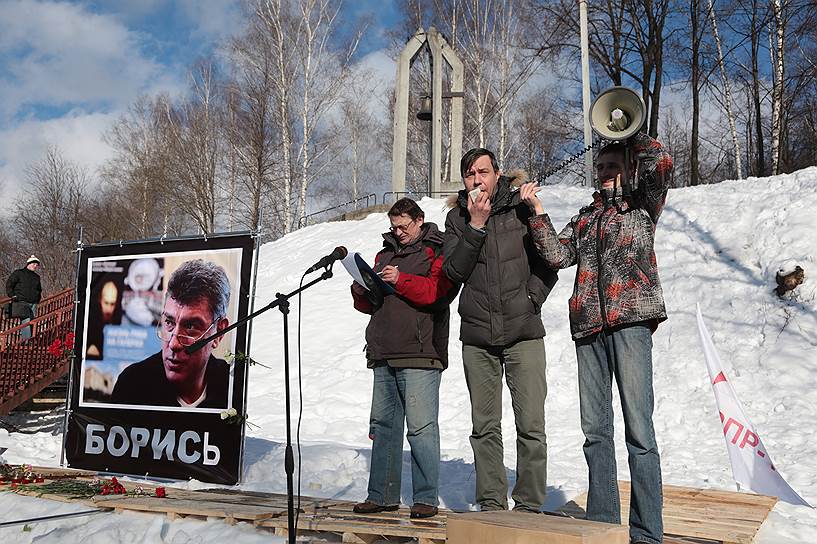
[
  {"x1": 559, "y1": 481, "x2": 777, "y2": 544},
  {"x1": 4, "y1": 470, "x2": 777, "y2": 543},
  {"x1": 447, "y1": 510, "x2": 629, "y2": 543},
  {"x1": 5, "y1": 470, "x2": 445, "y2": 543}
]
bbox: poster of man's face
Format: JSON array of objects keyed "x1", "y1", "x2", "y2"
[{"x1": 79, "y1": 248, "x2": 243, "y2": 412}]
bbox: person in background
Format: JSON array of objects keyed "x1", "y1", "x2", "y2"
[
  {"x1": 5, "y1": 255, "x2": 43, "y2": 341},
  {"x1": 86, "y1": 278, "x2": 122, "y2": 360},
  {"x1": 351, "y1": 198, "x2": 456, "y2": 519},
  {"x1": 528, "y1": 132, "x2": 673, "y2": 544}
]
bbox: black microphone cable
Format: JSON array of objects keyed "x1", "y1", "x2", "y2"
[{"x1": 294, "y1": 271, "x2": 306, "y2": 532}]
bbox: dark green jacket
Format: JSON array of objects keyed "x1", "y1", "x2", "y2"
[{"x1": 443, "y1": 176, "x2": 558, "y2": 347}]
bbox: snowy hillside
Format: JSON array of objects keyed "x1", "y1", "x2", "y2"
[{"x1": 3, "y1": 169, "x2": 817, "y2": 542}]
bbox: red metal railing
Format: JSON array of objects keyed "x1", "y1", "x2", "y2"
[
  {"x1": 0, "y1": 288, "x2": 74, "y2": 332},
  {"x1": 0, "y1": 289, "x2": 75, "y2": 414}
]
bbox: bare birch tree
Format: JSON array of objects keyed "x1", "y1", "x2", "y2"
[
  {"x1": 770, "y1": 0, "x2": 786, "y2": 174},
  {"x1": 257, "y1": 0, "x2": 297, "y2": 232},
  {"x1": 293, "y1": 0, "x2": 362, "y2": 226},
  {"x1": 101, "y1": 96, "x2": 175, "y2": 239},
  {"x1": 12, "y1": 147, "x2": 90, "y2": 289},
  {"x1": 226, "y1": 18, "x2": 282, "y2": 237},
  {"x1": 706, "y1": 0, "x2": 743, "y2": 178},
  {"x1": 161, "y1": 61, "x2": 225, "y2": 233},
  {"x1": 256, "y1": 0, "x2": 361, "y2": 232}
]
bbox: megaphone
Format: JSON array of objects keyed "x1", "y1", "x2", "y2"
[{"x1": 589, "y1": 86, "x2": 646, "y2": 141}]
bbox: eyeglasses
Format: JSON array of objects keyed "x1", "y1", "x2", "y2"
[
  {"x1": 156, "y1": 319, "x2": 217, "y2": 347},
  {"x1": 389, "y1": 219, "x2": 415, "y2": 234}
]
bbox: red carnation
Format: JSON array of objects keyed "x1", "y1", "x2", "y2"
[
  {"x1": 47, "y1": 340, "x2": 63, "y2": 357},
  {"x1": 155, "y1": 487, "x2": 166, "y2": 498}
]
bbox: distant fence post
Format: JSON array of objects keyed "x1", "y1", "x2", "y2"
[{"x1": 297, "y1": 193, "x2": 378, "y2": 228}]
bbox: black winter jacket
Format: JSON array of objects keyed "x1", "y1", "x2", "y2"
[
  {"x1": 110, "y1": 352, "x2": 229, "y2": 408},
  {"x1": 443, "y1": 176, "x2": 558, "y2": 347},
  {"x1": 6, "y1": 268, "x2": 43, "y2": 304}
]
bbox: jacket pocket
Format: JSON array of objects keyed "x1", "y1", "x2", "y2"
[
  {"x1": 527, "y1": 292, "x2": 542, "y2": 314},
  {"x1": 631, "y1": 259, "x2": 652, "y2": 286}
]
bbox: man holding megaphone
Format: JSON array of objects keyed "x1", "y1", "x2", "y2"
[{"x1": 525, "y1": 128, "x2": 673, "y2": 544}]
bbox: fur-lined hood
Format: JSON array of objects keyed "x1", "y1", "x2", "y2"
[{"x1": 446, "y1": 168, "x2": 530, "y2": 209}]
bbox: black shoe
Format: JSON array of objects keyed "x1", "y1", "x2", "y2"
[
  {"x1": 511, "y1": 506, "x2": 541, "y2": 514},
  {"x1": 353, "y1": 501, "x2": 399, "y2": 514},
  {"x1": 410, "y1": 503, "x2": 439, "y2": 518}
]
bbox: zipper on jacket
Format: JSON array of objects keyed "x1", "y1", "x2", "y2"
[
  {"x1": 595, "y1": 206, "x2": 609, "y2": 330},
  {"x1": 416, "y1": 316, "x2": 424, "y2": 351}
]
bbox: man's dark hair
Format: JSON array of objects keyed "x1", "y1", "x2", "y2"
[
  {"x1": 167, "y1": 259, "x2": 230, "y2": 320},
  {"x1": 597, "y1": 141, "x2": 627, "y2": 160},
  {"x1": 388, "y1": 198, "x2": 424, "y2": 221},
  {"x1": 460, "y1": 148, "x2": 499, "y2": 178}
]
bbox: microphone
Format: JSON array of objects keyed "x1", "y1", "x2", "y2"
[{"x1": 305, "y1": 246, "x2": 348, "y2": 274}]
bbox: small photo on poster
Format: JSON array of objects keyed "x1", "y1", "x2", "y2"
[{"x1": 79, "y1": 248, "x2": 244, "y2": 413}]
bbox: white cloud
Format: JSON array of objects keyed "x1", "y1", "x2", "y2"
[
  {"x1": 0, "y1": 110, "x2": 117, "y2": 210},
  {"x1": 0, "y1": 0, "x2": 182, "y2": 117},
  {"x1": 356, "y1": 49, "x2": 397, "y2": 90},
  {"x1": 0, "y1": 0, "x2": 195, "y2": 212},
  {"x1": 353, "y1": 49, "x2": 396, "y2": 118},
  {"x1": 178, "y1": 0, "x2": 244, "y2": 43}
]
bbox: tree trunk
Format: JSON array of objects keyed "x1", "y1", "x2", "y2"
[
  {"x1": 707, "y1": 0, "x2": 744, "y2": 178},
  {"x1": 770, "y1": 0, "x2": 785, "y2": 174},
  {"x1": 690, "y1": 0, "x2": 701, "y2": 186},
  {"x1": 750, "y1": 0, "x2": 765, "y2": 176}
]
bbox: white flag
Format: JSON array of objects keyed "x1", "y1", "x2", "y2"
[{"x1": 696, "y1": 303, "x2": 811, "y2": 507}]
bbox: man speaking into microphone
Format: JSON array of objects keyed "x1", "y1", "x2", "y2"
[{"x1": 111, "y1": 259, "x2": 232, "y2": 409}]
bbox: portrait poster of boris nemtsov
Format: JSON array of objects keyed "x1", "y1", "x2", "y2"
[{"x1": 64, "y1": 234, "x2": 255, "y2": 485}]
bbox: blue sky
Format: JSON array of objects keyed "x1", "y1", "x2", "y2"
[{"x1": 0, "y1": 0, "x2": 400, "y2": 208}]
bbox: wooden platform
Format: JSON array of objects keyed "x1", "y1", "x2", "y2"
[
  {"x1": 559, "y1": 480, "x2": 778, "y2": 544},
  {"x1": 448, "y1": 510, "x2": 629, "y2": 543},
  {"x1": 3, "y1": 470, "x2": 777, "y2": 543}
]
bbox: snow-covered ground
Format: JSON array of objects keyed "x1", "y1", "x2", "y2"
[{"x1": 2, "y1": 169, "x2": 817, "y2": 542}]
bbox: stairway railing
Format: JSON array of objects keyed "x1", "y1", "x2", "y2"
[
  {"x1": 0, "y1": 288, "x2": 74, "y2": 332},
  {"x1": 0, "y1": 289, "x2": 75, "y2": 414}
]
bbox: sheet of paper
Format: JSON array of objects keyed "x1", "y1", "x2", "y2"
[{"x1": 341, "y1": 251, "x2": 367, "y2": 288}]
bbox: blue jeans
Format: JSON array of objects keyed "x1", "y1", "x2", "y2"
[
  {"x1": 366, "y1": 365, "x2": 441, "y2": 507},
  {"x1": 575, "y1": 324, "x2": 663, "y2": 544},
  {"x1": 20, "y1": 303, "x2": 36, "y2": 341}
]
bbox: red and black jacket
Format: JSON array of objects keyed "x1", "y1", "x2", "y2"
[
  {"x1": 352, "y1": 222, "x2": 456, "y2": 368},
  {"x1": 530, "y1": 133, "x2": 674, "y2": 340}
]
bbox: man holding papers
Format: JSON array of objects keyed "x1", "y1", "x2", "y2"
[{"x1": 350, "y1": 198, "x2": 456, "y2": 519}]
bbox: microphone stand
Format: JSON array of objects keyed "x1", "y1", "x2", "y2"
[{"x1": 186, "y1": 266, "x2": 335, "y2": 544}]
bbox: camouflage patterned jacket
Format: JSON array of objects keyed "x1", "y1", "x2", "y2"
[{"x1": 529, "y1": 133, "x2": 674, "y2": 340}]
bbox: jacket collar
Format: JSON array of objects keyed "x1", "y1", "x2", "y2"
[
  {"x1": 593, "y1": 189, "x2": 631, "y2": 211},
  {"x1": 382, "y1": 222, "x2": 443, "y2": 251},
  {"x1": 455, "y1": 176, "x2": 520, "y2": 215}
]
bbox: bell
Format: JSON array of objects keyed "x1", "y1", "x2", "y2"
[{"x1": 417, "y1": 95, "x2": 432, "y2": 121}]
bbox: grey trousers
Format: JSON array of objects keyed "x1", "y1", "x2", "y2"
[{"x1": 462, "y1": 338, "x2": 548, "y2": 511}]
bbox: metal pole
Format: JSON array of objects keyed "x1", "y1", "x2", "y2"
[
  {"x1": 238, "y1": 209, "x2": 262, "y2": 484},
  {"x1": 427, "y1": 44, "x2": 434, "y2": 197},
  {"x1": 580, "y1": 0, "x2": 594, "y2": 187},
  {"x1": 60, "y1": 225, "x2": 83, "y2": 467}
]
